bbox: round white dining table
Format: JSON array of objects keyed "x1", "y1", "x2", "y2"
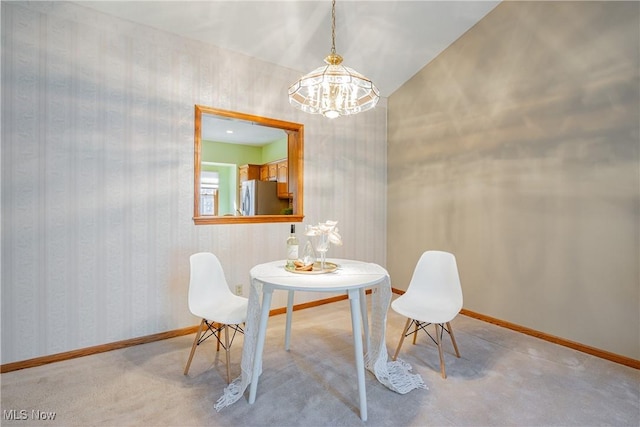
[{"x1": 214, "y1": 258, "x2": 425, "y2": 421}]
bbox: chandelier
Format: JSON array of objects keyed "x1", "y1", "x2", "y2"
[{"x1": 288, "y1": 0, "x2": 379, "y2": 119}]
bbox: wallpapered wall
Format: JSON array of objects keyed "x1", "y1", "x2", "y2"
[
  {"x1": 388, "y1": 1, "x2": 639, "y2": 359},
  {"x1": 1, "y1": 2, "x2": 387, "y2": 364}
]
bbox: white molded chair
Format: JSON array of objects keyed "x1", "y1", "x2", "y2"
[
  {"x1": 184, "y1": 252, "x2": 248, "y2": 383},
  {"x1": 391, "y1": 250, "x2": 463, "y2": 379}
]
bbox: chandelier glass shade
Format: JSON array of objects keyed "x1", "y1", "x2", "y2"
[{"x1": 288, "y1": 1, "x2": 379, "y2": 119}]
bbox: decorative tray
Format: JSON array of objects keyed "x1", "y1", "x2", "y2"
[{"x1": 285, "y1": 261, "x2": 339, "y2": 275}]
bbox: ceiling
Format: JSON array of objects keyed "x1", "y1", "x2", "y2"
[
  {"x1": 75, "y1": 1, "x2": 500, "y2": 144},
  {"x1": 76, "y1": 1, "x2": 500, "y2": 98},
  {"x1": 201, "y1": 114, "x2": 287, "y2": 146}
]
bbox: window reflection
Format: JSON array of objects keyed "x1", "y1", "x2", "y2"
[{"x1": 200, "y1": 171, "x2": 219, "y2": 216}]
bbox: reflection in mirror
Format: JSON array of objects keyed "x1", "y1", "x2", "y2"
[{"x1": 194, "y1": 105, "x2": 304, "y2": 225}]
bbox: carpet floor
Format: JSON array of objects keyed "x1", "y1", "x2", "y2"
[{"x1": 1, "y1": 295, "x2": 639, "y2": 426}]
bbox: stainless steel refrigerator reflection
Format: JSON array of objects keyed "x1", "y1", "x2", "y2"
[{"x1": 240, "y1": 180, "x2": 283, "y2": 215}]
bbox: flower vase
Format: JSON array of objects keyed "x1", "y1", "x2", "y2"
[
  {"x1": 314, "y1": 233, "x2": 329, "y2": 270},
  {"x1": 319, "y1": 249, "x2": 327, "y2": 271}
]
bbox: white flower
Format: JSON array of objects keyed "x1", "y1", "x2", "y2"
[
  {"x1": 328, "y1": 229, "x2": 342, "y2": 246},
  {"x1": 305, "y1": 220, "x2": 343, "y2": 246}
]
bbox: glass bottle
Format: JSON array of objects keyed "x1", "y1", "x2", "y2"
[{"x1": 286, "y1": 224, "x2": 299, "y2": 268}]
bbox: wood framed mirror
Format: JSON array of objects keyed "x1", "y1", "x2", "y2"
[{"x1": 193, "y1": 105, "x2": 304, "y2": 225}]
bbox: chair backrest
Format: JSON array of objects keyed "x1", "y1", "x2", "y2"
[
  {"x1": 188, "y1": 252, "x2": 233, "y2": 317},
  {"x1": 405, "y1": 250, "x2": 463, "y2": 313}
]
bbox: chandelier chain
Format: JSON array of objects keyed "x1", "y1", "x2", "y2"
[{"x1": 331, "y1": 0, "x2": 336, "y2": 54}]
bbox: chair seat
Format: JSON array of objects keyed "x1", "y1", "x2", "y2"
[
  {"x1": 392, "y1": 294, "x2": 459, "y2": 324},
  {"x1": 192, "y1": 294, "x2": 248, "y2": 325}
]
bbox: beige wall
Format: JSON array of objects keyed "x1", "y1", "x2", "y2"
[
  {"x1": 1, "y1": 2, "x2": 387, "y2": 364},
  {"x1": 388, "y1": 1, "x2": 639, "y2": 359}
]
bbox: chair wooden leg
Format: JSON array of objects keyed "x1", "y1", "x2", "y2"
[
  {"x1": 216, "y1": 323, "x2": 221, "y2": 352},
  {"x1": 435, "y1": 323, "x2": 446, "y2": 379},
  {"x1": 224, "y1": 324, "x2": 231, "y2": 384},
  {"x1": 184, "y1": 319, "x2": 206, "y2": 375},
  {"x1": 393, "y1": 318, "x2": 412, "y2": 361},
  {"x1": 412, "y1": 320, "x2": 418, "y2": 345},
  {"x1": 447, "y1": 321, "x2": 461, "y2": 358}
]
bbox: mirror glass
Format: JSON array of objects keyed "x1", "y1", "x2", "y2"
[{"x1": 194, "y1": 105, "x2": 304, "y2": 225}]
